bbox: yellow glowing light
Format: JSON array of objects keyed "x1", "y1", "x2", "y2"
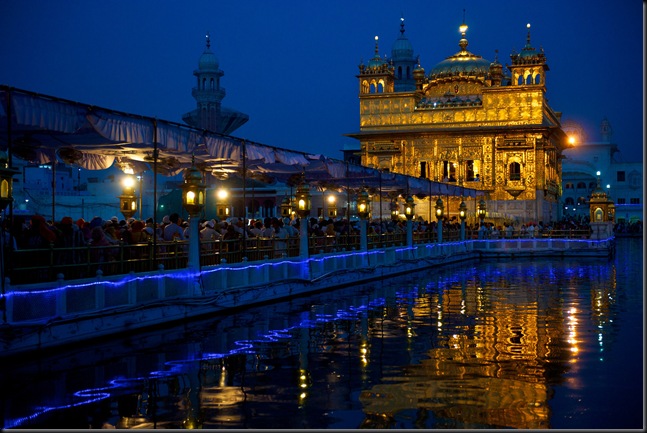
[
  {"x1": 327, "y1": 195, "x2": 336, "y2": 204},
  {"x1": 298, "y1": 199, "x2": 306, "y2": 210},
  {"x1": 459, "y1": 24, "x2": 468, "y2": 34},
  {"x1": 568, "y1": 136, "x2": 576, "y2": 145},
  {"x1": 217, "y1": 189, "x2": 228, "y2": 200},
  {"x1": 186, "y1": 191, "x2": 195, "y2": 205},
  {"x1": 122, "y1": 176, "x2": 135, "y2": 188}
]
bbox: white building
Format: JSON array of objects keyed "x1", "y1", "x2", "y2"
[{"x1": 561, "y1": 118, "x2": 643, "y2": 224}]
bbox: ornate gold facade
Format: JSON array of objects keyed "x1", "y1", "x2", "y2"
[{"x1": 348, "y1": 22, "x2": 568, "y2": 224}]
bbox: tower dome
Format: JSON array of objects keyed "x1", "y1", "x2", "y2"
[
  {"x1": 391, "y1": 17, "x2": 414, "y2": 60},
  {"x1": 198, "y1": 33, "x2": 219, "y2": 72},
  {"x1": 367, "y1": 36, "x2": 388, "y2": 70},
  {"x1": 428, "y1": 22, "x2": 491, "y2": 79}
]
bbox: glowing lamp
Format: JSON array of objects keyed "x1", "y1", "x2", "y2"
[
  {"x1": 327, "y1": 194, "x2": 337, "y2": 218},
  {"x1": 404, "y1": 195, "x2": 415, "y2": 220},
  {"x1": 357, "y1": 189, "x2": 370, "y2": 220},
  {"x1": 458, "y1": 200, "x2": 467, "y2": 221},
  {"x1": 435, "y1": 198, "x2": 444, "y2": 221},
  {"x1": 0, "y1": 151, "x2": 19, "y2": 213},
  {"x1": 181, "y1": 158, "x2": 206, "y2": 216},
  {"x1": 118, "y1": 175, "x2": 137, "y2": 219},
  {"x1": 296, "y1": 184, "x2": 311, "y2": 218},
  {"x1": 477, "y1": 199, "x2": 487, "y2": 223}
]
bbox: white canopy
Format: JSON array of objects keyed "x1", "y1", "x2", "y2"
[{"x1": 0, "y1": 86, "x2": 483, "y2": 198}]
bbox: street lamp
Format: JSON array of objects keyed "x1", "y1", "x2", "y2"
[
  {"x1": 477, "y1": 199, "x2": 487, "y2": 225},
  {"x1": 216, "y1": 188, "x2": 229, "y2": 220},
  {"x1": 295, "y1": 183, "x2": 311, "y2": 258},
  {"x1": 459, "y1": 199, "x2": 467, "y2": 240},
  {"x1": 327, "y1": 194, "x2": 337, "y2": 218},
  {"x1": 296, "y1": 184, "x2": 311, "y2": 218},
  {"x1": 357, "y1": 188, "x2": 370, "y2": 251},
  {"x1": 357, "y1": 189, "x2": 370, "y2": 220},
  {"x1": 181, "y1": 158, "x2": 206, "y2": 272},
  {"x1": 0, "y1": 151, "x2": 19, "y2": 214},
  {"x1": 280, "y1": 195, "x2": 292, "y2": 218},
  {"x1": 435, "y1": 198, "x2": 444, "y2": 243},
  {"x1": 390, "y1": 199, "x2": 399, "y2": 221},
  {"x1": 118, "y1": 175, "x2": 137, "y2": 220},
  {"x1": 404, "y1": 195, "x2": 415, "y2": 220},
  {"x1": 181, "y1": 162, "x2": 206, "y2": 216}
]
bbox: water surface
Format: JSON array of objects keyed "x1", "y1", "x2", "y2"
[{"x1": 1, "y1": 238, "x2": 643, "y2": 429}]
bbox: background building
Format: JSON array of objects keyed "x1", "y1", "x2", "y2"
[{"x1": 561, "y1": 118, "x2": 643, "y2": 224}]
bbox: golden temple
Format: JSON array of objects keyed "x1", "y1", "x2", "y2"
[{"x1": 347, "y1": 20, "x2": 569, "y2": 224}]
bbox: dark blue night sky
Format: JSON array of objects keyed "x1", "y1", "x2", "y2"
[{"x1": 1, "y1": 0, "x2": 643, "y2": 161}]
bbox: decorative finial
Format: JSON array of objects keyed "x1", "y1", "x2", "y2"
[
  {"x1": 459, "y1": 10, "x2": 468, "y2": 37},
  {"x1": 374, "y1": 35, "x2": 379, "y2": 57},
  {"x1": 458, "y1": 15, "x2": 468, "y2": 51},
  {"x1": 400, "y1": 15, "x2": 405, "y2": 35},
  {"x1": 526, "y1": 23, "x2": 531, "y2": 45},
  {"x1": 205, "y1": 32, "x2": 211, "y2": 49},
  {"x1": 494, "y1": 49, "x2": 499, "y2": 62}
]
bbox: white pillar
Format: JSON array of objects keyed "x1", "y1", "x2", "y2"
[
  {"x1": 188, "y1": 215, "x2": 201, "y2": 271},
  {"x1": 360, "y1": 219, "x2": 368, "y2": 251},
  {"x1": 299, "y1": 218, "x2": 309, "y2": 258}
]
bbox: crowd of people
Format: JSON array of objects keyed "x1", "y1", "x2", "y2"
[{"x1": 0, "y1": 212, "x2": 639, "y2": 256}]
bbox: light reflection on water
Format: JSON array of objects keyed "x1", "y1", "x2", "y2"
[{"x1": 1, "y1": 238, "x2": 643, "y2": 429}]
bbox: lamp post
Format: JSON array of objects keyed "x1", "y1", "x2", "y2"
[
  {"x1": 404, "y1": 194, "x2": 415, "y2": 247},
  {"x1": 459, "y1": 199, "x2": 467, "y2": 240},
  {"x1": 435, "y1": 197, "x2": 444, "y2": 243},
  {"x1": 136, "y1": 173, "x2": 143, "y2": 220},
  {"x1": 296, "y1": 183, "x2": 311, "y2": 258},
  {"x1": 118, "y1": 175, "x2": 137, "y2": 220},
  {"x1": 181, "y1": 158, "x2": 206, "y2": 272},
  {"x1": 357, "y1": 189, "x2": 370, "y2": 251}
]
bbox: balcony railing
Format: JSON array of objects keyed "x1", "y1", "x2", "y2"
[{"x1": 3, "y1": 229, "x2": 593, "y2": 285}]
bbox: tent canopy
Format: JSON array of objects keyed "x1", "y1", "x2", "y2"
[{"x1": 0, "y1": 86, "x2": 484, "y2": 198}]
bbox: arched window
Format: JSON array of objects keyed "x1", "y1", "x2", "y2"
[
  {"x1": 565, "y1": 182, "x2": 574, "y2": 189},
  {"x1": 377, "y1": 82, "x2": 384, "y2": 93},
  {"x1": 509, "y1": 162, "x2": 521, "y2": 181},
  {"x1": 577, "y1": 196, "x2": 588, "y2": 205},
  {"x1": 517, "y1": 75, "x2": 524, "y2": 85},
  {"x1": 565, "y1": 197, "x2": 574, "y2": 205},
  {"x1": 588, "y1": 181, "x2": 597, "y2": 189},
  {"x1": 210, "y1": 78, "x2": 215, "y2": 90},
  {"x1": 397, "y1": 66, "x2": 402, "y2": 80},
  {"x1": 534, "y1": 74, "x2": 541, "y2": 84},
  {"x1": 202, "y1": 77, "x2": 207, "y2": 90},
  {"x1": 526, "y1": 75, "x2": 532, "y2": 85},
  {"x1": 406, "y1": 66, "x2": 411, "y2": 79},
  {"x1": 577, "y1": 182, "x2": 587, "y2": 189},
  {"x1": 370, "y1": 83, "x2": 376, "y2": 93}
]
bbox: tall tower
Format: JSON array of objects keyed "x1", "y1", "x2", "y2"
[
  {"x1": 182, "y1": 34, "x2": 248, "y2": 135},
  {"x1": 357, "y1": 36, "x2": 395, "y2": 95},
  {"x1": 508, "y1": 24, "x2": 548, "y2": 87},
  {"x1": 390, "y1": 17, "x2": 417, "y2": 92}
]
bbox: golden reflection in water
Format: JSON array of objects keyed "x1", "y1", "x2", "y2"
[{"x1": 358, "y1": 277, "x2": 586, "y2": 429}]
